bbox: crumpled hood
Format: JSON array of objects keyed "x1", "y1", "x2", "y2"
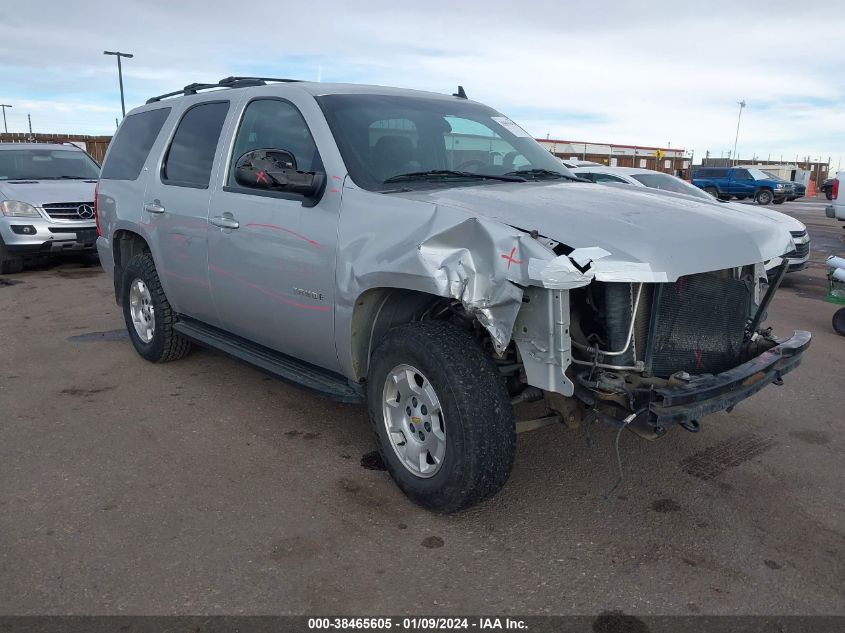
[
  {"x1": 0, "y1": 180, "x2": 97, "y2": 205},
  {"x1": 390, "y1": 180, "x2": 795, "y2": 280}
]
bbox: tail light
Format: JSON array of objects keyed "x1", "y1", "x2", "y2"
[
  {"x1": 834, "y1": 178, "x2": 840, "y2": 201},
  {"x1": 94, "y1": 180, "x2": 101, "y2": 236}
]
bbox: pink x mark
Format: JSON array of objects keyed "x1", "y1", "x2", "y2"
[{"x1": 501, "y1": 246, "x2": 523, "y2": 270}]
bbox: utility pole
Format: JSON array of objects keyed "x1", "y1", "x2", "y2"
[
  {"x1": 27, "y1": 114, "x2": 32, "y2": 134},
  {"x1": 732, "y1": 100, "x2": 746, "y2": 167},
  {"x1": 103, "y1": 50, "x2": 134, "y2": 117},
  {"x1": 0, "y1": 104, "x2": 11, "y2": 133}
]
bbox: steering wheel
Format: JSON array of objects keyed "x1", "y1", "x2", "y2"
[{"x1": 455, "y1": 159, "x2": 487, "y2": 172}]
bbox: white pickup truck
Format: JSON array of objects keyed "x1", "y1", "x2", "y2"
[{"x1": 826, "y1": 171, "x2": 844, "y2": 220}]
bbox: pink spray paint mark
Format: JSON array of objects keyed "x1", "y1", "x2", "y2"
[{"x1": 245, "y1": 223, "x2": 320, "y2": 249}]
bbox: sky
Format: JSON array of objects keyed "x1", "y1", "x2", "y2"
[{"x1": 1, "y1": 0, "x2": 843, "y2": 170}]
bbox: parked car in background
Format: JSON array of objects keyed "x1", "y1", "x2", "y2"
[
  {"x1": 571, "y1": 166, "x2": 810, "y2": 273},
  {"x1": 762, "y1": 170, "x2": 805, "y2": 201},
  {"x1": 822, "y1": 178, "x2": 834, "y2": 200},
  {"x1": 95, "y1": 77, "x2": 808, "y2": 512},
  {"x1": 560, "y1": 158, "x2": 602, "y2": 168},
  {"x1": 692, "y1": 167, "x2": 794, "y2": 205},
  {"x1": 0, "y1": 143, "x2": 99, "y2": 274},
  {"x1": 826, "y1": 172, "x2": 844, "y2": 220}
]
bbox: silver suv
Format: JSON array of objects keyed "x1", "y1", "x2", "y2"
[
  {"x1": 96, "y1": 77, "x2": 810, "y2": 512},
  {"x1": 0, "y1": 143, "x2": 100, "y2": 274}
]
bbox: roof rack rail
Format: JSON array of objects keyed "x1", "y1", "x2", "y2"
[{"x1": 146, "y1": 76, "x2": 302, "y2": 104}]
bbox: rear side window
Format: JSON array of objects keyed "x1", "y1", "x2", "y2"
[
  {"x1": 162, "y1": 101, "x2": 230, "y2": 188},
  {"x1": 100, "y1": 108, "x2": 170, "y2": 180}
]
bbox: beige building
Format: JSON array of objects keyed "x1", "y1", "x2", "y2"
[{"x1": 536, "y1": 138, "x2": 690, "y2": 176}]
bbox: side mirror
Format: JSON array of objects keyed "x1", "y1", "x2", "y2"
[{"x1": 234, "y1": 149, "x2": 324, "y2": 198}]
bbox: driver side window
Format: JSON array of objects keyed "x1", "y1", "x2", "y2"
[{"x1": 228, "y1": 99, "x2": 319, "y2": 186}]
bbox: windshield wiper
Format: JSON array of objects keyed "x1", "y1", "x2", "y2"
[
  {"x1": 383, "y1": 170, "x2": 526, "y2": 184},
  {"x1": 501, "y1": 169, "x2": 579, "y2": 181}
]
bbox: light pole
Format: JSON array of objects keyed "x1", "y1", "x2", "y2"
[
  {"x1": 103, "y1": 50, "x2": 133, "y2": 118},
  {"x1": 0, "y1": 104, "x2": 11, "y2": 133},
  {"x1": 732, "y1": 100, "x2": 746, "y2": 166}
]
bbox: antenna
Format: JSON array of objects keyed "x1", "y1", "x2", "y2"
[{"x1": 452, "y1": 86, "x2": 467, "y2": 99}]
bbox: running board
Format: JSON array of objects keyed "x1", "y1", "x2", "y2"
[{"x1": 173, "y1": 317, "x2": 365, "y2": 404}]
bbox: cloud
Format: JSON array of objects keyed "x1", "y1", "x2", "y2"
[{"x1": 0, "y1": 0, "x2": 842, "y2": 167}]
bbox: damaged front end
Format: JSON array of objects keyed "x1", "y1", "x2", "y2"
[
  {"x1": 339, "y1": 184, "x2": 809, "y2": 435},
  {"x1": 514, "y1": 251, "x2": 811, "y2": 436}
]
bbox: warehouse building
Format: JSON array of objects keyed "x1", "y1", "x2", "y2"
[{"x1": 536, "y1": 138, "x2": 690, "y2": 176}]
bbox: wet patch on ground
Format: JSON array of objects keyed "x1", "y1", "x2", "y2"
[
  {"x1": 651, "y1": 498, "x2": 681, "y2": 513},
  {"x1": 421, "y1": 535, "x2": 444, "y2": 549},
  {"x1": 789, "y1": 429, "x2": 832, "y2": 445},
  {"x1": 680, "y1": 433, "x2": 776, "y2": 480},
  {"x1": 54, "y1": 268, "x2": 103, "y2": 279},
  {"x1": 0, "y1": 278, "x2": 22, "y2": 287},
  {"x1": 361, "y1": 450, "x2": 386, "y2": 471},
  {"x1": 60, "y1": 386, "x2": 116, "y2": 397},
  {"x1": 593, "y1": 612, "x2": 651, "y2": 633},
  {"x1": 67, "y1": 329, "x2": 128, "y2": 343}
]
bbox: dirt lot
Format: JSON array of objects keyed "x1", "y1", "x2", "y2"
[{"x1": 1, "y1": 198, "x2": 843, "y2": 615}]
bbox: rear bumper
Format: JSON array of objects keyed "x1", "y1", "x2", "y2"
[{"x1": 648, "y1": 330, "x2": 811, "y2": 425}]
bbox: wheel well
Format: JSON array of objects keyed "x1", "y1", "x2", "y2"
[
  {"x1": 111, "y1": 230, "x2": 151, "y2": 304},
  {"x1": 349, "y1": 287, "x2": 499, "y2": 382}
]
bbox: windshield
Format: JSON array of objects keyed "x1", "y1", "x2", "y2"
[
  {"x1": 316, "y1": 94, "x2": 574, "y2": 190},
  {"x1": 747, "y1": 168, "x2": 774, "y2": 180},
  {"x1": 0, "y1": 148, "x2": 100, "y2": 180},
  {"x1": 630, "y1": 172, "x2": 715, "y2": 201}
]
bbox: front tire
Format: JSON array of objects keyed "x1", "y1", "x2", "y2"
[
  {"x1": 121, "y1": 253, "x2": 192, "y2": 363},
  {"x1": 367, "y1": 321, "x2": 516, "y2": 513},
  {"x1": 704, "y1": 186, "x2": 719, "y2": 199},
  {"x1": 756, "y1": 189, "x2": 773, "y2": 205}
]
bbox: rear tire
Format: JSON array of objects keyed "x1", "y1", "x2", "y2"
[
  {"x1": 704, "y1": 186, "x2": 719, "y2": 199},
  {"x1": 773, "y1": 198, "x2": 786, "y2": 205},
  {"x1": 121, "y1": 253, "x2": 192, "y2": 363},
  {"x1": 367, "y1": 321, "x2": 516, "y2": 513},
  {"x1": 755, "y1": 189, "x2": 773, "y2": 205},
  {"x1": 826, "y1": 191, "x2": 833, "y2": 200}
]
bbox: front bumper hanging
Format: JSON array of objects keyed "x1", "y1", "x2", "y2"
[{"x1": 648, "y1": 330, "x2": 811, "y2": 425}]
